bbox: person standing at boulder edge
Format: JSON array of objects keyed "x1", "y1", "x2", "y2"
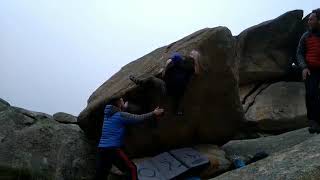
[
  {"x1": 95, "y1": 97, "x2": 164, "y2": 180},
  {"x1": 297, "y1": 9, "x2": 320, "y2": 134}
]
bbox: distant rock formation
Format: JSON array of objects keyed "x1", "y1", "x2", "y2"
[{"x1": 0, "y1": 99, "x2": 95, "y2": 180}]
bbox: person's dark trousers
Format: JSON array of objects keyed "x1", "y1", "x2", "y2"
[
  {"x1": 95, "y1": 148, "x2": 137, "y2": 180},
  {"x1": 167, "y1": 82, "x2": 187, "y2": 114},
  {"x1": 304, "y1": 69, "x2": 320, "y2": 129}
]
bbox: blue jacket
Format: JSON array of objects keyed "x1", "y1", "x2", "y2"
[{"x1": 98, "y1": 105, "x2": 154, "y2": 148}]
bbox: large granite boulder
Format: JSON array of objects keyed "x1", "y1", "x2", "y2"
[
  {"x1": 221, "y1": 128, "x2": 315, "y2": 162},
  {"x1": 78, "y1": 27, "x2": 244, "y2": 156},
  {"x1": 245, "y1": 82, "x2": 308, "y2": 133},
  {"x1": 238, "y1": 10, "x2": 304, "y2": 85},
  {"x1": 212, "y1": 133, "x2": 320, "y2": 180},
  {"x1": 0, "y1": 105, "x2": 96, "y2": 180}
]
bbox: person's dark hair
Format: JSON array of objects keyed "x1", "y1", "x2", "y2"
[
  {"x1": 312, "y1": 8, "x2": 320, "y2": 20},
  {"x1": 108, "y1": 96, "x2": 121, "y2": 107}
]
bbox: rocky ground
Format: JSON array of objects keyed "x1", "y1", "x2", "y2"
[{"x1": 0, "y1": 98, "x2": 96, "y2": 180}]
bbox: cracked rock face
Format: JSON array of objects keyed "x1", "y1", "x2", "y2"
[
  {"x1": 240, "y1": 83, "x2": 271, "y2": 114},
  {"x1": 243, "y1": 82, "x2": 307, "y2": 133}
]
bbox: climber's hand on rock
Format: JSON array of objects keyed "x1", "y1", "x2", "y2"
[
  {"x1": 124, "y1": 101, "x2": 129, "y2": 109},
  {"x1": 153, "y1": 107, "x2": 164, "y2": 116},
  {"x1": 302, "y1": 68, "x2": 311, "y2": 80}
]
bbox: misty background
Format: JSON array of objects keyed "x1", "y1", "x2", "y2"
[{"x1": 0, "y1": 0, "x2": 318, "y2": 115}]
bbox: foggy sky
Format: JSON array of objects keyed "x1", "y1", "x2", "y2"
[{"x1": 0, "y1": 0, "x2": 318, "y2": 115}]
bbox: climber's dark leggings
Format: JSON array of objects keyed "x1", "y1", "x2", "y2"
[
  {"x1": 305, "y1": 69, "x2": 320, "y2": 124},
  {"x1": 95, "y1": 148, "x2": 137, "y2": 180}
]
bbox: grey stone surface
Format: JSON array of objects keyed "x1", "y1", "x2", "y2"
[
  {"x1": 245, "y1": 82, "x2": 308, "y2": 133},
  {"x1": 53, "y1": 112, "x2": 77, "y2": 124},
  {"x1": 0, "y1": 105, "x2": 96, "y2": 180},
  {"x1": 222, "y1": 128, "x2": 316, "y2": 162},
  {"x1": 13, "y1": 106, "x2": 53, "y2": 120},
  {"x1": 213, "y1": 134, "x2": 320, "y2": 180}
]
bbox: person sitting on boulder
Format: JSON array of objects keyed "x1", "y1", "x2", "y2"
[
  {"x1": 297, "y1": 9, "x2": 320, "y2": 134},
  {"x1": 130, "y1": 50, "x2": 201, "y2": 116},
  {"x1": 95, "y1": 97, "x2": 164, "y2": 180}
]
